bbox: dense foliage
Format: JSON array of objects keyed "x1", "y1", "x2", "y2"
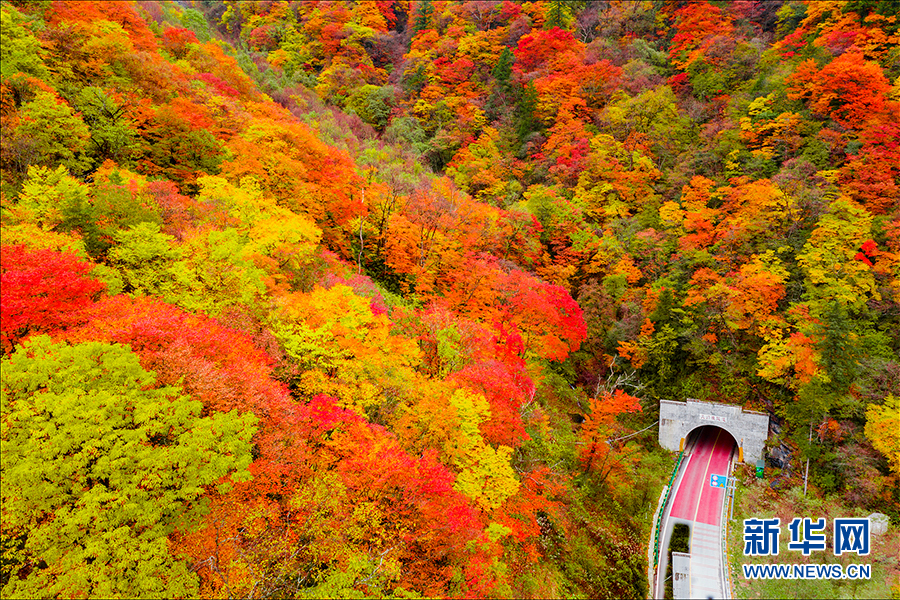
[{"x1": 1, "y1": 1, "x2": 897, "y2": 598}]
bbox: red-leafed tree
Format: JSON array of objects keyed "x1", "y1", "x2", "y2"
[
  {"x1": 452, "y1": 357, "x2": 534, "y2": 448},
  {"x1": 499, "y1": 267, "x2": 587, "y2": 361},
  {"x1": 178, "y1": 392, "x2": 493, "y2": 599},
  {"x1": 142, "y1": 179, "x2": 203, "y2": 239},
  {"x1": 840, "y1": 121, "x2": 900, "y2": 215},
  {"x1": 513, "y1": 27, "x2": 581, "y2": 74},
  {"x1": 66, "y1": 295, "x2": 290, "y2": 419},
  {"x1": 1, "y1": 245, "x2": 105, "y2": 353},
  {"x1": 161, "y1": 27, "x2": 199, "y2": 59}
]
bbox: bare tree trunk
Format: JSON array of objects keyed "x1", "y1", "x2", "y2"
[{"x1": 803, "y1": 420, "x2": 812, "y2": 496}]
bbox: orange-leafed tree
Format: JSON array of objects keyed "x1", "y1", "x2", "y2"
[
  {"x1": 714, "y1": 178, "x2": 795, "y2": 259},
  {"x1": 667, "y1": 1, "x2": 735, "y2": 70},
  {"x1": 48, "y1": 1, "x2": 159, "y2": 53},
  {"x1": 221, "y1": 110, "x2": 363, "y2": 251},
  {"x1": 788, "y1": 51, "x2": 891, "y2": 129},
  {"x1": 442, "y1": 253, "x2": 586, "y2": 362},
  {"x1": 659, "y1": 175, "x2": 721, "y2": 253},
  {"x1": 578, "y1": 389, "x2": 643, "y2": 486}
]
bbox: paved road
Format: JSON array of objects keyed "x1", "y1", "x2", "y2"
[
  {"x1": 670, "y1": 427, "x2": 732, "y2": 526},
  {"x1": 656, "y1": 427, "x2": 735, "y2": 599}
]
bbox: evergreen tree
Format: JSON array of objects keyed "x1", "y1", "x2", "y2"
[{"x1": 413, "y1": 0, "x2": 434, "y2": 33}]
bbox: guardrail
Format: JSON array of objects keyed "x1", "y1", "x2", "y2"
[
  {"x1": 719, "y1": 481, "x2": 731, "y2": 597},
  {"x1": 721, "y1": 461, "x2": 737, "y2": 598},
  {"x1": 651, "y1": 449, "x2": 685, "y2": 573}
]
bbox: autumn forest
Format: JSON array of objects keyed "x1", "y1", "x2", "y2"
[{"x1": 0, "y1": 0, "x2": 898, "y2": 598}]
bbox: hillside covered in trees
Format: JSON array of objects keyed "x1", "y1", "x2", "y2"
[{"x1": 1, "y1": 1, "x2": 898, "y2": 598}]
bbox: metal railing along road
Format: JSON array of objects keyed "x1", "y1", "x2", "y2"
[
  {"x1": 652, "y1": 449, "x2": 685, "y2": 574},
  {"x1": 720, "y1": 461, "x2": 737, "y2": 598}
]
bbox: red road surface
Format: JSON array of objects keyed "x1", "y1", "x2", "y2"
[{"x1": 669, "y1": 428, "x2": 734, "y2": 526}]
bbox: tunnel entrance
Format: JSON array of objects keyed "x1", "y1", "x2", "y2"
[
  {"x1": 685, "y1": 425, "x2": 737, "y2": 456},
  {"x1": 658, "y1": 399, "x2": 769, "y2": 464}
]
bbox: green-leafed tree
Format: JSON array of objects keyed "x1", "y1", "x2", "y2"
[
  {"x1": 0, "y1": 336, "x2": 257, "y2": 598},
  {"x1": 0, "y1": 4, "x2": 50, "y2": 80},
  {"x1": 3, "y1": 90, "x2": 91, "y2": 177},
  {"x1": 73, "y1": 86, "x2": 138, "y2": 166},
  {"x1": 412, "y1": 0, "x2": 434, "y2": 33},
  {"x1": 108, "y1": 221, "x2": 181, "y2": 297}
]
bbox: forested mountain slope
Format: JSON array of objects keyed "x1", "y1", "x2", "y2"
[{"x1": 1, "y1": 1, "x2": 897, "y2": 598}]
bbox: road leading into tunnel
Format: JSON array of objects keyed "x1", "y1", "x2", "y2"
[
  {"x1": 670, "y1": 428, "x2": 733, "y2": 526},
  {"x1": 656, "y1": 427, "x2": 735, "y2": 599}
]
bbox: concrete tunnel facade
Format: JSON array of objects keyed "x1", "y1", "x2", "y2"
[{"x1": 658, "y1": 399, "x2": 769, "y2": 464}]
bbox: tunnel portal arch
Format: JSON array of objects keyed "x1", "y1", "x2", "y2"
[
  {"x1": 658, "y1": 399, "x2": 768, "y2": 464},
  {"x1": 685, "y1": 424, "x2": 738, "y2": 453}
]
